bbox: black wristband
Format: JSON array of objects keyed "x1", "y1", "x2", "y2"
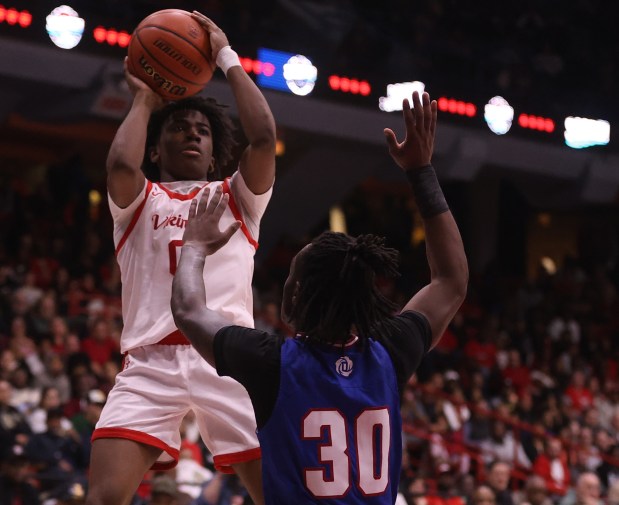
[{"x1": 406, "y1": 164, "x2": 449, "y2": 218}]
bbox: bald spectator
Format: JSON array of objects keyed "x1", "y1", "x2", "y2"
[
  {"x1": 559, "y1": 472, "x2": 602, "y2": 505},
  {"x1": 471, "y1": 486, "x2": 496, "y2": 505},
  {"x1": 485, "y1": 461, "x2": 514, "y2": 505},
  {"x1": 518, "y1": 475, "x2": 552, "y2": 505}
]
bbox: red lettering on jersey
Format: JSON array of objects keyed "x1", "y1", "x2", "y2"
[{"x1": 152, "y1": 214, "x2": 188, "y2": 230}]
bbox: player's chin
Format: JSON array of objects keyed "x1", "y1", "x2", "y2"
[{"x1": 173, "y1": 162, "x2": 210, "y2": 181}]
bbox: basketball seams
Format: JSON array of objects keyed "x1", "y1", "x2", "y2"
[
  {"x1": 128, "y1": 9, "x2": 214, "y2": 100},
  {"x1": 133, "y1": 29, "x2": 204, "y2": 88},
  {"x1": 136, "y1": 24, "x2": 211, "y2": 63}
]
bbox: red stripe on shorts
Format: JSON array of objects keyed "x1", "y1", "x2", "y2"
[{"x1": 214, "y1": 447, "x2": 262, "y2": 474}]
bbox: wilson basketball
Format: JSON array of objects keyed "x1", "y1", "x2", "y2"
[{"x1": 128, "y1": 9, "x2": 213, "y2": 100}]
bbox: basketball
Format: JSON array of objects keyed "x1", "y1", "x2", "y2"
[{"x1": 128, "y1": 9, "x2": 213, "y2": 101}]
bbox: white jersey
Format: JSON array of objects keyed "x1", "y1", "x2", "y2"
[{"x1": 109, "y1": 171, "x2": 271, "y2": 353}]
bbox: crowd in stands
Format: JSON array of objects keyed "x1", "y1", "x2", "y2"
[{"x1": 2, "y1": 160, "x2": 619, "y2": 504}]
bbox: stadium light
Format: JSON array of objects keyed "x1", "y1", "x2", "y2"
[
  {"x1": 329, "y1": 75, "x2": 371, "y2": 96},
  {"x1": 484, "y1": 96, "x2": 514, "y2": 135},
  {"x1": 518, "y1": 113, "x2": 555, "y2": 133},
  {"x1": 256, "y1": 48, "x2": 317, "y2": 96},
  {"x1": 46, "y1": 5, "x2": 85, "y2": 49},
  {"x1": 564, "y1": 117, "x2": 610, "y2": 149},
  {"x1": 93, "y1": 26, "x2": 131, "y2": 47},
  {"x1": 379, "y1": 81, "x2": 425, "y2": 112},
  {"x1": 0, "y1": 7, "x2": 32, "y2": 27},
  {"x1": 438, "y1": 97, "x2": 476, "y2": 117}
]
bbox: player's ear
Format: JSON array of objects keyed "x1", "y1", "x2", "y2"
[{"x1": 149, "y1": 146, "x2": 160, "y2": 164}]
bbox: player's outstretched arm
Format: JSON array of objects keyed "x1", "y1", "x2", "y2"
[
  {"x1": 106, "y1": 58, "x2": 165, "y2": 208},
  {"x1": 171, "y1": 186, "x2": 241, "y2": 365},
  {"x1": 191, "y1": 11, "x2": 276, "y2": 195},
  {"x1": 385, "y1": 91, "x2": 468, "y2": 350}
]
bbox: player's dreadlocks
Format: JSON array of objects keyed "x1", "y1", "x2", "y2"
[
  {"x1": 142, "y1": 96, "x2": 237, "y2": 181},
  {"x1": 291, "y1": 231, "x2": 400, "y2": 345}
]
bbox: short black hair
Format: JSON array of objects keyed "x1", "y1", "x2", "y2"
[
  {"x1": 143, "y1": 96, "x2": 237, "y2": 181},
  {"x1": 291, "y1": 231, "x2": 400, "y2": 344}
]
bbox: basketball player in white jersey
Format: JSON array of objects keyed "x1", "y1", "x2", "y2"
[{"x1": 85, "y1": 12, "x2": 274, "y2": 505}]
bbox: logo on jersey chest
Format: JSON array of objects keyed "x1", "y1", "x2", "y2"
[
  {"x1": 152, "y1": 213, "x2": 188, "y2": 230},
  {"x1": 336, "y1": 356, "x2": 353, "y2": 377}
]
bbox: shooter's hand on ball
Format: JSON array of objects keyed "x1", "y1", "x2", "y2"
[
  {"x1": 191, "y1": 11, "x2": 230, "y2": 67},
  {"x1": 384, "y1": 91, "x2": 437, "y2": 171},
  {"x1": 123, "y1": 56, "x2": 165, "y2": 109}
]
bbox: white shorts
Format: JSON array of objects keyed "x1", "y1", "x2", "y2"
[{"x1": 93, "y1": 343, "x2": 260, "y2": 473}]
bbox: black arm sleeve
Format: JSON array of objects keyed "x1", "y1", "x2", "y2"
[
  {"x1": 379, "y1": 311, "x2": 431, "y2": 394},
  {"x1": 213, "y1": 326, "x2": 284, "y2": 429}
]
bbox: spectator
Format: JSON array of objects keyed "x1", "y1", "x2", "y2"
[
  {"x1": 608, "y1": 480, "x2": 619, "y2": 505},
  {"x1": 29, "y1": 353, "x2": 71, "y2": 404},
  {"x1": 24, "y1": 407, "x2": 84, "y2": 491},
  {"x1": 564, "y1": 371, "x2": 594, "y2": 414},
  {"x1": 79, "y1": 318, "x2": 118, "y2": 377},
  {"x1": 532, "y1": 437, "x2": 570, "y2": 496},
  {"x1": 50, "y1": 478, "x2": 88, "y2": 505},
  {"x1": 0, "y1": 379, "x2": 32, "y2": 456},
  {"x1": 191, "y1": 473, "x2": 248, "y2": 505},
  {"x1": 426, "y1": 463, "x2": 466, "y2": 505},
  {"x1": 501, "y1": 350, "x2": 531, "y2": 397},
  {"x1": 559, "y1": 472, "x2": 602, "y2": 505},
  {"x1": 485, "y1": 460, "x2": 514, "y2": 505},
  {"x1": 7, "y1": 364, "x2": 40, "y2": 416},
  {"x1": 0, "y1": 450, "x2": 40, "y2": 505},
  {"x1": 470, "y1": 485, "x2": 496, "y2": 505},
  {"x1": 479, "y1": 420, "x2": 531, "y2": 469},
  {"x1": 175, "y1": 446, "x2": 213, "y2": 500},
  {"x1": 26, "y1": 386, "x2": 72, "y2": 434},
  {"x1": 597, "y1": 443, "x2": 619, "y2": 489},
  {"x1": 70, "y1": 389, "x2": 106, "y2": 465},
  {"x1": 149, "y1": 475, "x2": 181, "y2": 505},
  {"x1": 517, "y1": 475, "x2": 552, "y2": 505}
]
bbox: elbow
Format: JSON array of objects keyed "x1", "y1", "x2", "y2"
[
  {"x1": 250, "y1": 118, "x2": 277, "y2": 149},
  {"x1": 454, "y1": 266, "x2": 469, "y2": 306}
]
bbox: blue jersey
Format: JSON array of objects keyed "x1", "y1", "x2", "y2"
[
  {"x1": 258, "y1": 337, "x2": 403, "y2": 504},
  {"x1": 214, "y1": 311, "x2": 430, "y2": 504}
]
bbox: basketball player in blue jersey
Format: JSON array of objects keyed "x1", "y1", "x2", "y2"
[{"x1": 171, "y1": 91, "x2": 468, "y2": 504}]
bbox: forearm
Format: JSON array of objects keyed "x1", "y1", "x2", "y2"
[
  {"x1": 171, "y1": 246, "x2": 208, "y2": 330},
  {"x1": 171, "y1": 246, "x2": 225, "y2": 365},
  {"x1": 402, "y1": 165, "x2": 468, "y2": 345},
  {"x1": 106, "y1": 92, "x2": 155, "y2": 173},
  {"x1": 422, "y1": 211, "x2": 468, "y2": 292},
  {"x1": 408, "y1": 165, "x2": 467, "y2": 288},
  {"x1": 225, "y1": 66, "x2": 276, "y2": 148}
]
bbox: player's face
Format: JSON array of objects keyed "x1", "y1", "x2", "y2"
[
  {"x1": 152, "y1": 110, "x2": 214, "y2": 182},
  {"x1": 281, "y1": 244, "x2": 311, "y2": 325}
]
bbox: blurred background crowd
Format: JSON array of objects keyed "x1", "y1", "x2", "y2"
[{"x1": 1, "y1": 153, "x2": 619, "y2": 505}]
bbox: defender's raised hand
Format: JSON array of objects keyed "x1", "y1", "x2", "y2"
[
  {"x1": 384, "y1": 91, "x2": 437, "y2": 171},
  {"x1": 183, "y1": 186, "x2": 241, "y2": 256}
]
